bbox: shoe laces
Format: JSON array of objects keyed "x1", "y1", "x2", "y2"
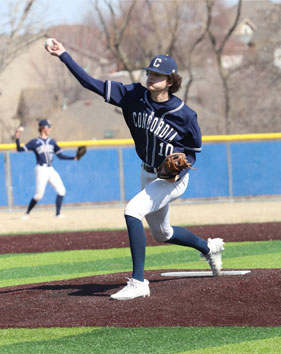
[{"x1": 126, "y1": 278, "x2": 141, "y2": 288}]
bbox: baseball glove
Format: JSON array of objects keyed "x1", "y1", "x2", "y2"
[
  {"x1": 76, "y1": 146, "x2": 87, "y2": 160},
  {"x1": 157, "y1": 153, "x2": 191, "y2": 179}
]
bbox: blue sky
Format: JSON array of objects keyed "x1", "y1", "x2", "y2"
[
  {"x1": 45, "y1": 0, "x2": 280, "y2": 25},
  {"x1": 1, "y1": 0, "x2": 280, "y2": 32},
  {"x1": 39, "y1": 0, "x2": 281, "y2": 27},
  {"x1": 0, "y1": 0, "x2": 92, "y2": 32},
  {"x1": 42, "y1": 0, "x2": 92, "y2": 27}
]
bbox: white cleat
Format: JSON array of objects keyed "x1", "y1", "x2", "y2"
[
  {"x1": 21, "y1": 214, "x2": 29, "y2": 220},
  {"x1": 56, "y1": 214, "x2": 65, "y2": 218},
  {"x1": 202, "y1": 238, "x2": 224, "y2": 277},
  {"x1": 110, "y1": 278, "x2": 150, "y2": 300}
]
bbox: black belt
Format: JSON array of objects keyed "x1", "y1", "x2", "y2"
[
  {"x1": 38, "y1": 163, "x2": 51, "y2": 167},
  {"x1": 142, "y1": 163, "x2": 157, "y2": 173}
]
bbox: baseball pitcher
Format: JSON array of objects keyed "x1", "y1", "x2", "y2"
[{"x1": 45, "y1": 39, "x2": 224, "y2": 300}]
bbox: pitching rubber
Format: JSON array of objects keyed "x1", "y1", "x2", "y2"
[{"x1": 161, "y1": 270, "x2": 251, "y2": 277}]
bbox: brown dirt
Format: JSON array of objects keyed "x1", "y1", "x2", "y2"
[
  {"x1": 0, "y1": 222, "x2": 280, "y2": 328},
  {"x1": 0, "y1": 222, "x2": 280, "y2": 254},
  {"x1": 0, "y1": 269, "x2": 280, "y2": 328}
]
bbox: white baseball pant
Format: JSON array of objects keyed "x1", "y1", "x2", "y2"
[
  {"x1": 124, "y1": 168, "x2": 189, "y2": 242},
  {"x1": 33, "y1": 165, "x2": 66, "y2": 201}
]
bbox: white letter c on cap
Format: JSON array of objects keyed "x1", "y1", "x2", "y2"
[{"x1": 153, "y1": 58, "x2": 162, "y2": 67}]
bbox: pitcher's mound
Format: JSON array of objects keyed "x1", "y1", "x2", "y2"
[{"x1": 0, "y1": 269, "x2": 280, "y2": 328}]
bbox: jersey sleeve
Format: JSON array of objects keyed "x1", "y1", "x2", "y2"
[
  {"x1": 54, "y1": 141, "x2": 74, "y2": 160},
  {"x1": 56, "y1": 151, "x2": 75, "y2": 160},
  {"x1": 59, "y1": 51, "x2": 137, "y2": 108},
  {"x1": 16, "y1": 139, "x2": 25, "y2": 152},
  {"x1": 59, "y1": 52, "x2": 106, "y2": 96},
  {"x1": 16, "y1": 139, "x2": 34, "y2": 152},
  {"x1": 104, "y1": 80, "x2": 137, "y2": 107},
  {"x1": 183, "y1": 113, "x2": 202, "y2": 153}
]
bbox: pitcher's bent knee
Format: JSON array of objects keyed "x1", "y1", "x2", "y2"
[
  {"x1": 124, "y1": 202, "x2": 143, "y2": 220},
  {"x1": 57, "y1": 187, "x2": 66, "y2": 196},
  {"x1": 33, "y1": 193, "x2": 44, "y2": 201},
  {"x1": 150, "y1": 227, "x2": 173, "y2": 243}
]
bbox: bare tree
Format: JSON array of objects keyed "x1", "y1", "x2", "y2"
[
  {"x1": 175, "y1": 2, "x2": 212, "y2": 104},
  {"x1": 90, "y1": 0, "x2": 187, "y2": 81},
  {"x1": 145, "y1": 0, "x2": 182, "y2": 58},
  {"x1": 0, "y1": 0, "x2": 46, "y2": 74},
  {"x1": 2, "y1": 0, "x2": 279, "y2": 144},
  {"x1": 229, "y1": 1, "x2": 281, "y2": 134},
  {"x1": 0, "y1": 0, "x2": 48, "y2": 142},
  {"x1": 32, "y1": 25, "x2": 106, "y2": 108},
  {"x1": 92, "y1": 0, "x2": 138, "y2": 81},
  {"x1": 206, "y1": 0, "x2": 242, "y2": 134}
]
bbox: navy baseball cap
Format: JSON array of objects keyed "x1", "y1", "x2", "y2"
[
  {"x1": 38, "y1": 119, "x2": 51, "y2": 128},
  {"x1": 144, "y1": 54, "x2": 178, "y2": 75}
]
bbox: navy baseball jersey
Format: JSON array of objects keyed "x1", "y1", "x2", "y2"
[
  {"x1": 16, "y1": 137, "x2": 74, "y2": 165},
  {"x1": 60, "y1": 52, "x2": 202, "y2": 169}
]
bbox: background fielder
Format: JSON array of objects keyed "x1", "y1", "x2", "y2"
[
  {"x1": 46, "y1": 39, "x2": 224, "y2": 300},
  {"x1": 15, "y1": 119, "x2": 77, "y2": 218}
]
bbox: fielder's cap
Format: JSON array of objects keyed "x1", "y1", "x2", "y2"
[
  {"x1": 38, "y1": 119, "x2": 51, "y2": 128},
  {"x1": 144, "y1": 54, "x2": 178, "y2": 75}
]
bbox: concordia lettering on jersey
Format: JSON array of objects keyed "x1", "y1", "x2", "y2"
[{"x1": 60, "y1": 52, "x2": 202, "y2": 171}]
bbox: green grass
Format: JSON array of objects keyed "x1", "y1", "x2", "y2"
[
  {"x1": 0, "y1": 241, "x2": 280, "y2": 288},
  {"x1": 0, "y1": 327, "x2": 280, "y2": 354},
  {"x1": 1, "y1": 237, "x2": 280, "y2": 353}
]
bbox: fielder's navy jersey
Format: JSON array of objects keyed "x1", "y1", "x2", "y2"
[
  {"x1": 60, "y1": 52, "x2": 202, "y2": 169},
  {"x1": 16, "y1": 137, "x2": 74, "y2": 165}
]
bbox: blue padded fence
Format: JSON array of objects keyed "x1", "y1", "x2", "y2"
[
  {"x1": 1, "y1": 140, "x2": 280, "y2": 209},
  {"x1": 231, "y1": 141, "x2": 281, "y2": 196},
  {"x1": 0, "y1": 154, "x2": 7, "y2": 206}
]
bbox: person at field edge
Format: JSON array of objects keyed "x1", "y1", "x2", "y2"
[
  {"x1": 15, "y1": 119, "x2": 78, "y2": 219},
  {"x1": 45, "y1": 38, "x2": 224, "y2": 300}
]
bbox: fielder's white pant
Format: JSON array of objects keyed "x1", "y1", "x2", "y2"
[
  {"x1": 33, "y1": 165, "x2": 66, "y2": 201},
  {"x1": 124, "y1": 167, "x2": 189, "y2": 242}
]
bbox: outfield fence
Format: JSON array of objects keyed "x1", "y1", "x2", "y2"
[{"x1": 1, "y1": 133, "x2": 281, "y2": 210}]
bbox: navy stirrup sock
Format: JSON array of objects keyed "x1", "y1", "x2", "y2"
[
  {"x1": 56, "y1": 195, "x2": 64, "y2": 216},
  {"x1": 125, "y1": 215, "x2": 146, "y2": 282},
  {"x1": 166, "y1": 226, "x2": 209, "y2": 254},
  {"x1": 26, "y1": 198, "x2": 37, "y2": 214}
]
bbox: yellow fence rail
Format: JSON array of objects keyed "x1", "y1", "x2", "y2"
[
  {"x1": 202, "y1": 132, "x2": 281, "y2": 142},
  {"x1": 1, "y1": 132, "x2": 281, "y2": 150}
]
